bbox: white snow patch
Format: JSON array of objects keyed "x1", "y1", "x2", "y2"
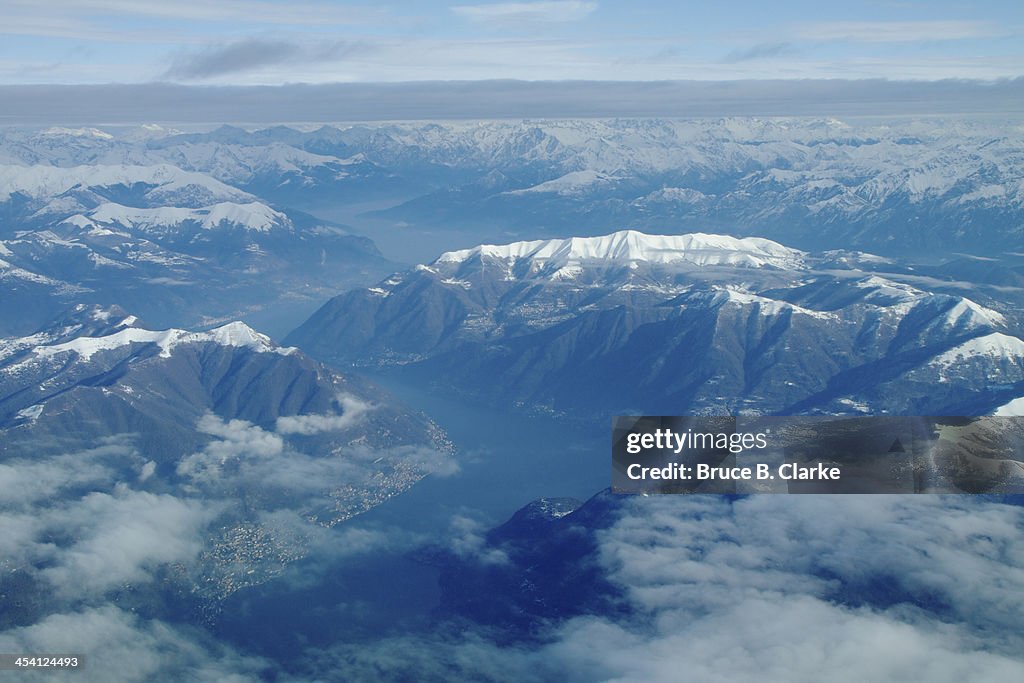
[
  {"x1": 37, "y1": 127, "x2": 113, "y2": 140},
  {"x1": 507, "y1": 170, "x2": 619, "y2": 196},
  {"x1": 436, "y1": 230, "x2": 803, "y2": 270},
  {"x1": 16, "y1": 404, "x2": 44, "y2": 422},
  {"x1": 994, "y1": 396, "x2": 1024, "y2": 416},
  {"x1": 0, "y1": 163, "x2": 251, "y2": 203},
  {"x1": 702, "y1": 287, "x2": 835, "y2": 319},
  {"x1": 32, "y1": 321, "x2": 294, "y2": 362},
  {"x1": 88, "y1": 252, "x2": 131, "y2": 269},
  {"x1": 61, "y1": 214, "x2": 95, "y2": 229},
  {"x1": 89, "y1": 201, "x2": 288, "y2": 232},
  {"x1": 943, "y1": 298, "x2": 1006, "y2": 328},
  {"x1": 931, "y1": 333, "x2": 1024, "y2": 369},
  {"x1": 836, "y1": 398, "x2": 871, "y2": 413},
  {"x1": 550, "y1": 265, "x2": 584, "y2": 280}
]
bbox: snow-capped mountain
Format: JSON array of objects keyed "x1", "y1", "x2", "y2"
[
  {"x1": 0, "y1": 161, "x2": 389, "y2": 335},
  {"x1": 287, "y1": 229, "x2": 1024, "y2": 418},
  {"x1": 0, "y1": 126, "x2": 398, "y2": 203},
  {"x1": 79, "y1": 200, "x2": 290, "y2": 234},
  {"x1": 0, "y1": 304, "x2": 452, "y2": 599},
  {"x1": 0, "y1": 305, "x2": 439, "y2": 449},
  {"x1": 4, "y1": 117, "x2": 1022, "y2": 254},
  {"x1": 0, "y1": 162, "x2": 253, "y2": 208},
  {"x1": 349, "y1": 118, "x2": 1024, "y2": 254},
  {"x1": 435, "y1": 231, "x2": 803, "y2": 270}
]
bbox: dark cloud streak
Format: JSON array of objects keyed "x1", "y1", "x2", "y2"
[{"x1": 163, "y1": 38, "x2": 365, "y2": 80}]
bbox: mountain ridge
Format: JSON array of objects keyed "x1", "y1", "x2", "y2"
[{"x1": 287, "y1": 229, "x2": 1024, "y2": 418}]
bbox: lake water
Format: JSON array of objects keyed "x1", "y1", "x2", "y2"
[{"x1": 213, "y1": 374, "x2": 609, "y2": 661}]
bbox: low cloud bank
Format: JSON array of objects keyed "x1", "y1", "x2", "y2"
[{"x1": 1, "y1": 79, "x2": 1021, "y2": 125}]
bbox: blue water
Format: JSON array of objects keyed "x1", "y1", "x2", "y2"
[{"x1": 212, "y1": 375, "x2": 608, "y2": 659}]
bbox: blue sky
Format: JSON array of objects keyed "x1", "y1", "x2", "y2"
[{"x1": 2, "y1": 1, "x2": 1022, "y2": 84}]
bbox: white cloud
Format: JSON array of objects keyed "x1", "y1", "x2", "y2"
[
  {"x1": 284, "y1": 495, "x2": 1024, "y2": 681},
  {"x1": 275, "y1": 394, "x2": 375, "y2": 435},
  {"x1": 539, "y1": 597, "x2": 1024, "y2": 683},
  {"x1": 451, "y1": 1, "x2": 597, "y2": 24},
  {"x1": 447, "y1": 514, "x2": 510, "y2": 565},
  {"x1": 539, "y1": 495, "x2": 1024, "y2": 681},
  {"x1": 600, "y1": 496, "x2": 1024, "y2": 632},
  {"x1": 0, "y1": 453, "x2": 112, "y2": 507},
  {"x1": 195, "y1": 413, "x2": 285, "y2": 457},
  {"x1": 175, "y1": 412, "x2": 449, "y2": 526},
  {"x1": 798, "y1": 20, "x2": 1004, "y2": 43},
  {"x1": 0, "y1": 606, "x2": 268, "y2": 682},
  {"x1": 177, "y1": 413, "x2": 285, "y2": 482},
  {"x1": 410, "y1": 446, "x2": 462, "y2": 478},
  {"x1": 2, "y1": 0, "x2": 378, "y2": 38},
  {"x1": 40, "y1": 486, "x2": 219, "y2": 594}
]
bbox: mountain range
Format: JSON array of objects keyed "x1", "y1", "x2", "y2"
[
  {"x1": 287, "y1": 229, "x2": 1024, "y2": 419},
  {"x1": 0, "y1": 159, "x2": 387, "y2": 335},
  {"x1": 4, "y1": 118, "x2": 1023, "y2": 258}
]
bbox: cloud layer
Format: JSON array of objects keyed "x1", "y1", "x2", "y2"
[
  {"x1": 451, "y1": 1, "x2": 597, "y2": 24},
  {"x1": 2, "y1": 422, "x2": 1022, "y2": 683},
  {"x1": 2, "y1": 79, "x2": 1022, "y2": 125},
  {"x1": 0, "y1": 402, "x2": 454, "y2": 680},
  {"x1": 273, "y1": 494, "x2": 1024, "y2": 682}
]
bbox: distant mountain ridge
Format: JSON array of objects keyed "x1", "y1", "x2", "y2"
[
  {"x1": 3, "y1": 117, "x2": 1023, "y2": 254},
  {"x1": 0, "y1": 160, "x2": 388, "y2": 335}
]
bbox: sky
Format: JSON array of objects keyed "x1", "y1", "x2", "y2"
[{"x1": 2, "y1": 0, "x2": 1023, "y2": 85}]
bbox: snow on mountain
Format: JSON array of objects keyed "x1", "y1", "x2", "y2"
[
  {"x1": 700, "y1": 286, "x2": 836, "y2": 320},
  {"x1": 346, "y1": 118, "x2": 1024, "y2": 253},
  {"x1": 0, "y1": 256, "x2": 83, "y2": 291},
  {"x1": 0, "y1": 163, "x2": 252, "y2": 203},
  {"x1": 289, "y1": 225, "x2": 1022, "y2": 417},
  {"x1": 941, "y1": 298, "x2": 1007, "y2": 328},
  {"x1": 436, "y1": 230, "x2": 804, "y2": 269},
  {"x1": 83, "y1": 201, "x2": 290, "y2": 232},
  {"x1": 120, "y1": 123, "x2": 185, "y2": 142},
  {"x1": 506, "y1": 170, "x2": 620, "y2": 196},
  {"x1": 0, "y1": 304, "x2": 296, "y2": 373},
  {"x1": 200, "y1": 202, "x2": 288, "y2": 231},
  {"x1": 145, "y1": 142, "x2": 358, "y2": 185},
  {"x1": 3, "y1": 119, "x2": 1022, "y2": 256},
  {"x1": 994, "y1": 396, "x2": 1024, "y2": 416},
  {"x1": 35, "y1": 127, "x2": 114, "y2": 140},
  {"x1": 636, "y1": 187, "x2": 712, "y2": 205},
  {"x1": 29, "y1": 320, "x2": 293, "y2": 363},
  {"x1": 931, "y1": 333, "x2": 1024, "y2": 369}
]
